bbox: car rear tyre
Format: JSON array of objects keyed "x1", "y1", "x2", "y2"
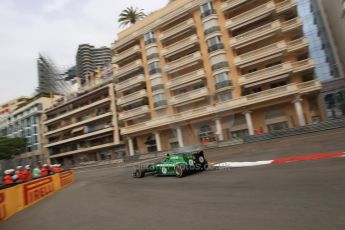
[
  {"x1": 175, "y1": 164, "x2": 186, "y2": 178},
  {"x1": 133, "y1": 169, "x2": 145, "y2": 178}
]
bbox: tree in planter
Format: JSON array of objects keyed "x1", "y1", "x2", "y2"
[
  {"x1": 0, "y1": 137, "x2": 27, "y2": 160},
  {"x1": 118, "y1": 6, "x2": 146, "y2": 28}
]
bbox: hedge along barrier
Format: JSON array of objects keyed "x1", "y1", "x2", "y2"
[{"x1": 0, "y1": 170, "x2": 75, "y2": 222}]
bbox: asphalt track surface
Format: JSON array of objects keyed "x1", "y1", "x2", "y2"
[{"x1": 1, "y1": 128, "x2": 345, "y2": 230}]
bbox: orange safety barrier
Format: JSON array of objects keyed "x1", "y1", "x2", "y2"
[{"x1": 0, "y1": 170, "x2": 75, "y2": 222}]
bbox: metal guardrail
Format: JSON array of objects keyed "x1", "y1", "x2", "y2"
[{"x1": 244, "y1": 117, "x2": 345, "y2": 143}]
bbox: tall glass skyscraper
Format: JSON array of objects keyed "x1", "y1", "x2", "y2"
[{"x1": 297, "y1": 0, "x2": 340, "y2": 81}]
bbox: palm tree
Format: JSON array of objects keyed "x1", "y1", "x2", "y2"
[{"x1": 118, "y1": 7, "x2": 146, "y2": 28}]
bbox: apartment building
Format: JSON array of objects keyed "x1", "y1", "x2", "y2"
[
  {"x1": 43, "y1": 75, "x2": 124, "y2": 166},
  {"x1": 111, "y1": 0, "x2": 322, "y2": 155},
  {"x1": 76, "y1": 44, "x2": 112, "y2": 85},
  {"x1": 0, "y1": 97, "x2": 29, "y2": 119},
  {"x1": 0, "y1": 95, "x2": 57, "y2": 164}
]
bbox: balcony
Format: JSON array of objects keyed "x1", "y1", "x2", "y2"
[
  {"x1": 170, "y1": 87, "x2": 209, "y2": 106},
  {"x1": 164, "y1": 51, "x2": 202, "y2": 73},
  {"x1": 221, "y1": 0, "x2": 250, "y2": 12},
  {"x1": 115, "y1": 60, "x2": 143, "y2": 79},
  {"x1": 117, "y1": 89, "x2": 148, "y2": 106},
  {"x1": 160, "y1": 18, "x2": 195, "y2": 41},
  {"x1": 234, "y1": 41, "x2": 287, "y2": 67},
  {"x1": 281, "y1": 17, "x2": 302, "y2": 32},
  {"x1": 113, "y1": 45, "x2": 140, "y2": 63},
  {"x1": 230, "y1": 20, "x2": 281, "y2": 48},
  {"x1": 225, "y1": 1, "x2": 275, "y2": 30},
  {"x1": 119, "y1": 105, "x2": 150, "y2": 121},
  {"x1": 45, "y1": 112, "x2": 113, "y2": 136},
  {"x1": 287, "y1": 37, "x2": 309, "y2": 53},
  {"x1": 116, "y1": 74, "x2": 145, "y2": 92},
  {"x1": 45, "y1": 127, "x2": 114, "y2": 148},
  {"x1": 44, "y1": 98, "x2": 111, "y2": 125},
  {"x1": 145, "y1": 38, "x2": 157, "y2": 46},
  {"x1": 216, "y1": 80, "x2": 321, "y2": 113},
  {"x1": 204, "y1": 26, "x2": 221, "y2": 36},
  {"x1": 276, "y1": 0, "x2": 297, "y2": 14},
  {"x1": 292, "y1": 59, "x2": 315, "y2": 73},
  {"x1": 167, "y1": 70, "x2": 205, "y2": 89},
  {"x1": 239, "y1": 63, "x2": 293, "y2": 86},
  {"x1": 120, "y1": 80, "x2": 321, "y2": 135},
  {"x1": 161, "y1": 35, "x2": 198, "y2": 57}
]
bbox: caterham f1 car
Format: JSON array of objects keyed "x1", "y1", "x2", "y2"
[{"x1": 132, "y1": 150, "x2": 208, "y2": 178}]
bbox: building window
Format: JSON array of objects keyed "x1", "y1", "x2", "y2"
[
  {"x1": 267, "y1": 122, "x2": 289, "y2": 132},
  {"x1": 200, "y1": 2, "x2": 215, "y2": 18},
  {"x1": 148, "y1": 62, "x2": 161, "y2": 75},
  {"x1": 207, "y1": 36, "x2": 224, "y2": 53},
  {"x1": 231, "y1": 129, "x2": 248, "y2": 139},
  {"x1": 217, "y1": 91, "x2": 232, "y2": 102},
  {"x1": 144, "y1": 31, "x2": 156, "y2": 45},
  {"x1": 153, "y1": 93, "x2": 166, "y2": 108},
  {"x1": 199, "y1": 124, "x2": 215, "y2": 143},
  {"x1": 145, "y1": 135, "x2": 157, "y2": 152},
  {"x1": 215, "y1": 72, "x2": 231, "y2": 90}
]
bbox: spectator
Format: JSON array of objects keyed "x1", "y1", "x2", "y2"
[
  {"x1": 15, "y1": 166, "x2": 24, "y2": 182},
  {"x1": 22, "y1": 165, "x2": 32, "y2": 181},
  {"x1": 32, "y1": 166, "x2": 41, "y2": 178},
  {"x1": 40, "y1": 164, "x2": 49, "y2": 176},
  {"x1": 2, "y1": 170, "x2": 14, "y2": 185}
]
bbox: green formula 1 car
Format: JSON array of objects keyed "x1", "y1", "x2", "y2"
[{"x1": 132, "y1": 150, "x2": 208, "y2": 178}]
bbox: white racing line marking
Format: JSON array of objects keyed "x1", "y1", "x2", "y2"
[{"x1": 214, "y1": 160, "x2": 273, "y2": 168}]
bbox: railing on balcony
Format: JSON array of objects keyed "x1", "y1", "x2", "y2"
[
  {"x1": 212, "y1": 62, "x2": 229, "y2": 71},
  {"x1": 234, "y1": 41, "x2": 287, "y2": 66},
  {"x1": 287, "y1": 37, "x2": 308, "y2": 52},
  {"x1": 115, "y1": 60, "x2": 143, "y2": 79},
  {"x1": 170, "y1": 87, "x2": 209, "y2": 105},
  {"x1": 230, "y1": 20, "x2": 281, "y2": 48},
  {"x1": 292, "y1": 59, "x2": 315, "y2": 73},
  {"x1": 239, "y1": 63, "x2": 292, "y2": 85},
  {"x1": 221, "y1": 0, "x2": 250, "y2": 11},
  {"x1": 226, "y1": 1, "x2": 275, "y2": 30},
  {"x1": 113, "y1": 45, "x2": 140, "y2": 63},
  {"x1": 167, "y1": 70, "x2": 205, "y2": 89},
  {"x1": 162, "y1": 35, "x2": 198, "y2": 56},
  {"x1": 276, "y1": 0, "x2": 297, "y2": 13},
  {"x1": 208, "y1": 43, "x2": 225, "y2": 53},
  {"x1": 160, "y1": 18, "x2": 195, "y2": 41},
  {"x1": 149, "y1": 68, "x2": 162, "y2": 75},
  {"x1": 151, "y1": 84, "x2": 164, "y2": 92},
  {"x1": 154, "y1": 100, "x2": 167, "y2": 108},
  {"x1": 281, "y1": 17, "x2": 302, "y2": 32},
  {"x1": 119, "y1": 105, "x2": 150, "y2": 120},
  {"x1": 216, "y1": 80, "x2": 232, "y2": 90},
  {"x1": 116, "y1": 74, "x2": 145, "y2": 92},
  {"x1": 164, "y1": 51, "x2": 201, "y2": 73},
  {"x1": 147, "y1": 53, "x2": 159, "y2": 60},
  {"x1": 117, "y1": 89, "x2": 148, "y2": 106},
  {"x1": 204, "y1": 26, "x2": 221, "y2": 36}
]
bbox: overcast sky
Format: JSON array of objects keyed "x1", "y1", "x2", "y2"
[{"x1": 0, "y1": 0, "x2": 169, "y2": 104}]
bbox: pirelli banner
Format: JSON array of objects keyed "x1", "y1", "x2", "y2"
[{"x1": 0, "y1": 170, "x2": 75, "y2": 222}]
